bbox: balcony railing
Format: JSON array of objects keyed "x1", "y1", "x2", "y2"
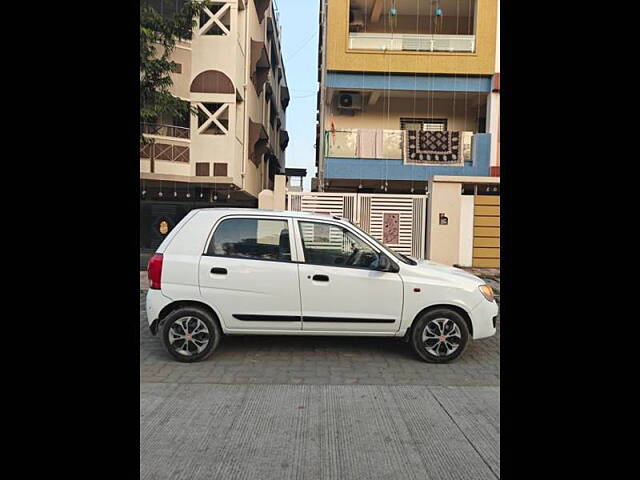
[
  {"x1": 140, "y1": 142, "x2": 189, "y2": 163},
  {"x1": 140, "y1": 122, "x2": 190, "y2": 140},
  {"x1": 326, "y1": 129, "x2": 473, "y2": 162},
  {"x1": 348, "y1": 33, "x2": 475, "y2": 53}
]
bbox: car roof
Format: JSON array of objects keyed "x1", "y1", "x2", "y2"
[{"x1": 190, "y1": 208, "x2": 348, "y2": 223}]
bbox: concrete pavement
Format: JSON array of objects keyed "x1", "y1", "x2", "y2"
[
  {"x1": 140, "y1": 270, "x2": 500, "y2": 479},
  {"x1": 141, "y1": 384, "x2": 499, "y2": 480}
]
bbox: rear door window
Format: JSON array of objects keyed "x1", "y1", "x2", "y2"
[{"x1": 207, "y1": 218, "x2": 291, "y2": 261}]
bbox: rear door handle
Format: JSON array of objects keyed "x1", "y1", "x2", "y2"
[
  {"x1": 210, "y1": 267, "x2": 227, "y2": 275},
  {"x1": 312, "y1": 274, "x2": 329, "y2": 282}
]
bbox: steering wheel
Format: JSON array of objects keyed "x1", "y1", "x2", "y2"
[{"x1": 345, "y1": 248, "x2": 360, "y2": 266}]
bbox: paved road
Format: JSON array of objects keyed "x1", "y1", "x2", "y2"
[
  {"x1": 140, "y1": 271, "x2": 500, "y2": 479},
  {"x1": 141, "y1": 384, "x2": 499, "y2": 480}
]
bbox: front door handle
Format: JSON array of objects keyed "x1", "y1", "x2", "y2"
[
  {"x1": 312, "y1": 274, "x2": 329, "y2": 282},
  {"x1": 210, "y1": 267, "x2": 227, "y2": 275}
]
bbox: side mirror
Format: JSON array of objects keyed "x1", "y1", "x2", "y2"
[{"x1": 377, "y1": 254, "x2": 399, "y2": 273}]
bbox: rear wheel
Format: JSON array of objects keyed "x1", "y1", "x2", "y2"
[
  {"x1": 161, "y1": 307, "x2": 221, "y2": 363},
  {"x1": 410, "y1": 308, "x2": 469, "y2": 363}
]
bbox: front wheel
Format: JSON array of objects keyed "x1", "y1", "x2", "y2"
[
  {"x1": 410, "y1": 308, "x2": 469, "y2": 363},
  {"x1": 161, "y1": 307, "x2": 221, "y2": 363}
]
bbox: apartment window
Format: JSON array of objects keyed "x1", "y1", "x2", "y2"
[
  {"x1": 347, "y1": 0, "x2": 476, "y2": 53},
  {"x1": 213, "y1": 163, "x2": 228, "y2": 176},
  {"x1": 269, "y1": 101, "x2": 277, "y2": 129},
  {"x1": 171, "y1": 63, "x2": 182, "y2": 74},
  {"x1": 400, "y1": 118, "x2": 448, "y2": 132},
  {"x1": 196, "y1": 163, "x2": 210, "y2": 176},
  {"x1": 207, "y1": 218, "x2": 291, "y2": 262}
]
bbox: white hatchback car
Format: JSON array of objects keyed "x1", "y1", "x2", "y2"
[{"x1": 146, "y1": 208, "x2": 498, "y2": 363}]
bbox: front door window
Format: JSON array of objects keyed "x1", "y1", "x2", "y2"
[{"x1": 297, "y1": 221, "x2": 379, "y2": 269}]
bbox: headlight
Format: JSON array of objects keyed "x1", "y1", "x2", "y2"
[{"x1": 478, "y1": 284, "x2": 495, "y2": 303}]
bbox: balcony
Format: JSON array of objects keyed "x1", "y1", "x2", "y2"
[
  {"x1": 326, "y1": 129, "x2": 475, "y2": 161},
  {"x1": 348, "y1": 0, "x2": 477, "y2": 53},
  {"x1": 140, "y1": 123, "x2": 190, "y2": 165},
  {"x1": 324, "y1": 129, "x2": 491, "y2": 180},
  {"x1": 141, "y1": 122, "x2": 190, "y2": 140},
  {"x1": 349, "y1": 33, "x2": 475, "y2": 53},
  {"x1": 140, "y1": 142, "x2": 189, "y2": 163}
]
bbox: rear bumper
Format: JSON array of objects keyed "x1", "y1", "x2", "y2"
[
  {"x1": 145, "y1": 289, "x2": 173, "y2": 335},
  {"x1": 149, "y1": 318, "x2": 159, "y2": 336},
  {"x1": 469, "y1": 299, "x2": 499, "y2": 340}
]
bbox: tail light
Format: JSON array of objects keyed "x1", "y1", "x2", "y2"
[{"x1": 147, "y1": 254, "x2": 163, "y2": 290}]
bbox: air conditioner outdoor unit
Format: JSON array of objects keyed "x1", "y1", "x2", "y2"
[{"x1": 337, "y1": 92, "x2": 362, "y2": 111}]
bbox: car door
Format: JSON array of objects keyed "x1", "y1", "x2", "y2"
[
  {"x1": 294, "y1": 219, "x2": 404, "y2": 333},
  {"x1": 198, "y1": 215, "x2": 302, "y2": 332}
]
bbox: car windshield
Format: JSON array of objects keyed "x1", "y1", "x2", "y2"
[{"x1": 342, "y1": 219, "x2": 417, "y2": 266}]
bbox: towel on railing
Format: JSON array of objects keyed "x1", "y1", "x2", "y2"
[
  {"x1": 356, "y1": 129, "x2": 378, "y2": 158},
  {"x1": 403, "y1": 130, "x2": 464, "y2": 165}
]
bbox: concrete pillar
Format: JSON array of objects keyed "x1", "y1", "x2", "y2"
[
  {"x1": 486, "y1": 92, "x2": 499, "y2": 170},
  {"x1": 273, "y1": 174, "x2": 286, "y2": 210},
  {"x1": 458, "y1": 195, "x2": 475, "y2": 267},
  {"x1": 258, "y1": 189, "x2": 274, "y2": 209},
  {"x1": 426, "y1": 180, "x2": 462, "y2": 265}
]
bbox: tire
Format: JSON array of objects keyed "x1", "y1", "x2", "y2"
[
  {"x1": 161, "y1": 306, "x2": 221, "y2": 363},
  {"x1": 410, "y1": 308, "x2": 469, "y2": 363}
]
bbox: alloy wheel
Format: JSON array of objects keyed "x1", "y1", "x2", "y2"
[
  {"x1": 422, "y1": 317, "x2": 462, "y2": 357},
  {"x1": 168, "y1": 316, "x2": 210, "y2": 357}
]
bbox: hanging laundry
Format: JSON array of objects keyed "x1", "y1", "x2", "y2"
[
  {"x1": 403, "y1": 130, "x2": 463, "y2": 165},
  {"x1": 461, "y1": 131, "x2": 473, "y2": 162},
  {"x1": 356, "y1": 129, "x2": 378, "y2": 158},
  {"x1": 375, "y1": 130, "x2": 385, "y2": 158}
]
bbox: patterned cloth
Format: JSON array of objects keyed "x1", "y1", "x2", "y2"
[{"x1": 403, "y1": 130, "x2": 463, "y2": 165}]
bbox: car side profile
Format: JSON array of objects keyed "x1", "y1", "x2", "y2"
[{"x1": 146, "y1": 208, "x2": 498, "y2": 363}]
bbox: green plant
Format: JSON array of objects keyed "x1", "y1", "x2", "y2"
[{"x1": 140, "y1": 1, "x2": 209, "y2": 141}]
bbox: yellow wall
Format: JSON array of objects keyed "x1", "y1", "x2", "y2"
[
  {"x1": 326, "y1": 0, "x2": 497, "y2": 75},
  {"x1": 472, "y1": 195, "x2": 500, "y2": 267}
]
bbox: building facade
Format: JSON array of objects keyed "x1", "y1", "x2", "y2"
[
  {"x1": 140, "y1": 0, "x2": 290, "y2": 252},
  {"x1": 314, "y1": 0, "x2": 499, "y2": 194}
]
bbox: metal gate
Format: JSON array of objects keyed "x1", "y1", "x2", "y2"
[
  {"x1": 472, "y1": 195, "x2": 500, "y2": 267},
  {"x1": 287, "y1": 192, "x2": 428, "y2": 258}
]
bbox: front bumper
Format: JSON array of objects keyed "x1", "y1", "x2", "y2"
[{"x1": 469, "y1": 298, "x2": 499, "y2": 340}]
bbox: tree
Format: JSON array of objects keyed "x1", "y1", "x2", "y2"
[{"x1": 140, "y1": 0, "x2": 209, "y2": 141}]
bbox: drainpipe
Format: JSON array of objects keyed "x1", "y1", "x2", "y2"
[
  {"x1": 317, "y1": 0, "x2": 328, "y2": 192},
  {"x1": 241, "y1": 0, "x2": 250, "y2": 193}
]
